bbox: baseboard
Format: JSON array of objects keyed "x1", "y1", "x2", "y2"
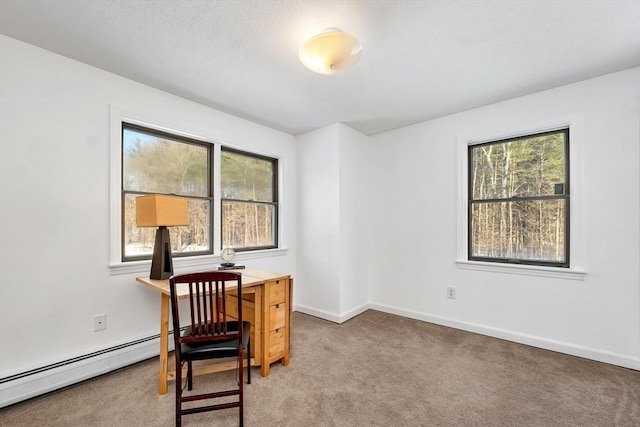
[
  {"x1": 338, "y1": 303, "x2": 370, "y2": 323},
  {"x1": 0, "y1": 337, "x2": 162, "y2": 408},
  {"x1": 369, "y1": 303, "x2": 640, "y2": 371},
  {"x1": 293, "y1": 302, "x2": 369, "y2": 324},
  {"x1": 4, "y1": 304, "x2": 637, "y2": 408},
  {"x1": 293, "y1": 304, "x2": 342, "y2": 323}
]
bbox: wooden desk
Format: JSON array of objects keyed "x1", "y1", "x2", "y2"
[{"x1": 137, "y1": 269, "x2": 293, "y2": 395}]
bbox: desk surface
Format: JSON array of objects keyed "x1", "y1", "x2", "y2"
[{"x1": 136, "y1": 268, "x2": 290, "y2": 297}]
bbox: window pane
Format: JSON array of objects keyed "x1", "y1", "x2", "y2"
[
  {"x1": 123, "y1": 127, "x2": 209, "y2": 197},
  {"x1": 221, "y1": 151, "x2": 274, "y2": 202},
  {"x1": 470, "y1": 131, "x2": 566, "y2": 200},
  {"x1": 124, "y1": 194, "x2": 211, "y2": 257},
  {"x1": 222, "y1": 201, "x2": 275, "y2": 248},
  {"x1": 470, "y1": 199, "x2": 566, "y2": 263}
]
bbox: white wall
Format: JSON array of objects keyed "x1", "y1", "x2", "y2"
[
  {"x1": 368, "y1": 68, "x2": 640, "y2": 369},
  {"x1": 295, "y1": 123, "x2": 370, "y2": 321},
  {"x1": 338, "y1": 124, "x2": 369, "y2": 316},
  {"x1": 0, "y1": 35, "x2": 296, "y2": 405},
  {"x1": 295, "y1": 124, "x2": 341, "y2": 317}
]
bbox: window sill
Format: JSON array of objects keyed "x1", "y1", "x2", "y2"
[
  {"x1": 455, "y1": 260, "x2": 587, "y2": 281},
  {"x1": 109, "y1": 248, "x2": 289, "y2": 276}
]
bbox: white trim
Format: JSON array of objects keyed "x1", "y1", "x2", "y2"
[
  {"x1": 338, "y1": 303, "x2": 371, "y2": 323},
  {"x1": 109, "y1": 104, "x2": 219, "y2": 266},
  {"x1": 293, "y1": 304, "x2": 342, "y2": 323},
  {"x1": 369, "y1": 303, "x2": 639, "y2": 371},
  {"x1": 0, "y1": 338, "x2": 160, "y2": 408},
  {"x1": 456, "y1": 113, "x2": 586, "y2": 278},
  {"x1": 455, "y1": 260, "x2": 587, "y2": 280},
  {"x1": 293, "y1": 303, "x2": 370, "y2": 324},
  {"x1": 213, "y1": 143, "x2": 223, "y2": 253},
  {"x1": 109, "y1": 247, "x2": 289, "y2": 275}
]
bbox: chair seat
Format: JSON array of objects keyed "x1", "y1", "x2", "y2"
[{"x1": 181, "y1": 321, "x2": 251, "y2": 361}]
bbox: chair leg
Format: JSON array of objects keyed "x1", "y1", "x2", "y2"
[
  {"x1": 238, "y1": 347, "x2": 244, "y2": 427},
  {"x1": 247, "y1": 338, "x2": 251, "y2": 384},
  {"x1": 176, "y1": 361, "x2": 182, "y2": 427},
  {"x1": 187, "y1": 361, "x2": 193, "y2": 391}
]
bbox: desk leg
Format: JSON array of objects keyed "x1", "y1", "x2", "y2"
[
  {"x1": 260, "y1": 283, "x2": 270, "y2": 377},
  {"x1": 282, "y1": 278, "x2": 292, "y2": 366},
  {"x1": 253, "y1": 286, "x2": 262, "y2": 372},
  {"x1": 159, "y1": 294, "x2": 170, "y2": 395}
]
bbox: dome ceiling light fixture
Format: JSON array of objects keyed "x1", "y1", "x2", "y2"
[{"x1": 299, "y1": 28, "x2": 362, "y2": 75}]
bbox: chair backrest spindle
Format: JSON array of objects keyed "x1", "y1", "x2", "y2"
[{"x1": 170, "y1": 271, "x2": 242, "y2": 344}]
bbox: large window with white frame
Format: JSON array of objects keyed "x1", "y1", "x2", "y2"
[
  {"x1": 118, "y1": 121, "x2": 281, "y2": 266},
  {"x1": 468, "y1": 128, "x2": 570, "y2": 267},
  {"x1": 457, "y1": 116, "x2": 586, "y2": 279}
]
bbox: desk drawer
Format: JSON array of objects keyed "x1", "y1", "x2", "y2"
[
  {"x1": 269, "y1": 303, "x2": 286, "y2": 330},
  {"x1": 268, "y1": 280, "x2": 286, "y2": 305},
  {"x1": 269, "y1": 328, "x2": 285, "y2": 357}
]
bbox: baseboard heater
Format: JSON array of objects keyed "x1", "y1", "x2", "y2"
[{"x1": 0, "y1": 329, "x2": 181, "y2": 407}]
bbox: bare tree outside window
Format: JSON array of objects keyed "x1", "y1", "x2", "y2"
[
  {"x1": 221, "y1": 149, "x2": 278, "y2": 250},
  {"x1": 468, "y1": 129, "x2": 569, "y2": 267},
  {"x1": 121, "y1": 124, "x2": 213, "y2": 261}
]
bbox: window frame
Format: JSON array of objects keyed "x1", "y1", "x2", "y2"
[
  {"x1": 455, "y1": 114, "x2": 586, "y2": 280},
  {"x1": 220, "y1": 147, "x2": 279, "y2": 252},
  {"x1": 109, "y1": 105, "x2": 288, "y2": 275},
  {"x1": 467, "y1": 128, "x2": 570, "y2": 268},
  {"x1": 120, "y1": 122, "x2": 215, "y2": 262}
]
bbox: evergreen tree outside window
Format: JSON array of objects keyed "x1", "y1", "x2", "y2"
[
  {"x1": 221, "y1": 149, "x2": 278, "y2": 251},
  {"x1": 121, "y1": 123, "x2": 213, "y2": 261},
  {"x1": 468, "y1": 129, "x2": 569, "y2": 267}
]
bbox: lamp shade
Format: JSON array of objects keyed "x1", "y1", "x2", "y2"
[
  {"x1": 136, "y1": 194, "x2": 189, "y2": 227},
  {"x1": 299, "y1": 28, "x2": 362, "y2": 75}
]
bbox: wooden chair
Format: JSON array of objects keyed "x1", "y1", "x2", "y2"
[{"x1": 169, "y1": 271, "x2": 251, "y2": 427}]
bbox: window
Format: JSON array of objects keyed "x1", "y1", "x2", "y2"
[
  {"x1": 468, "y1": 129, "x2": 569, "y2": 267},
  {"x1": 221, "y1": 148, "x2": 278, "y2": 251},
  {"x1": 121, "y1": 123, "x2": 213, "y2": 261}
]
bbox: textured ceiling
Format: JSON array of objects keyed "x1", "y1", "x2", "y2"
[{"x1": 1, "y1": 0, "x2": 639, "y2": 136}]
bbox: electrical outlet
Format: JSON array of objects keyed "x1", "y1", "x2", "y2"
[
  {"x1": 446, "y1": 287, "x2": 456, "y2": 299},
  {"x1": 93, "y1": 314, "x2": 107, "y2": 332}
]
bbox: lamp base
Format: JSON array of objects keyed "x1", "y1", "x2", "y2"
[{"x1": 150, "y1": 226, "x2": 174, "y2": 280}]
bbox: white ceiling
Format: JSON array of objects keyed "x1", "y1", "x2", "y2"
[{"x1": 1, "y1": 0, "x2": 639, "y2": 136}]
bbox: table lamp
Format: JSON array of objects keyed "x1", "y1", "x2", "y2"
[{"x1": 136, "y1": 194, "x2": 189, "y2": 280}]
